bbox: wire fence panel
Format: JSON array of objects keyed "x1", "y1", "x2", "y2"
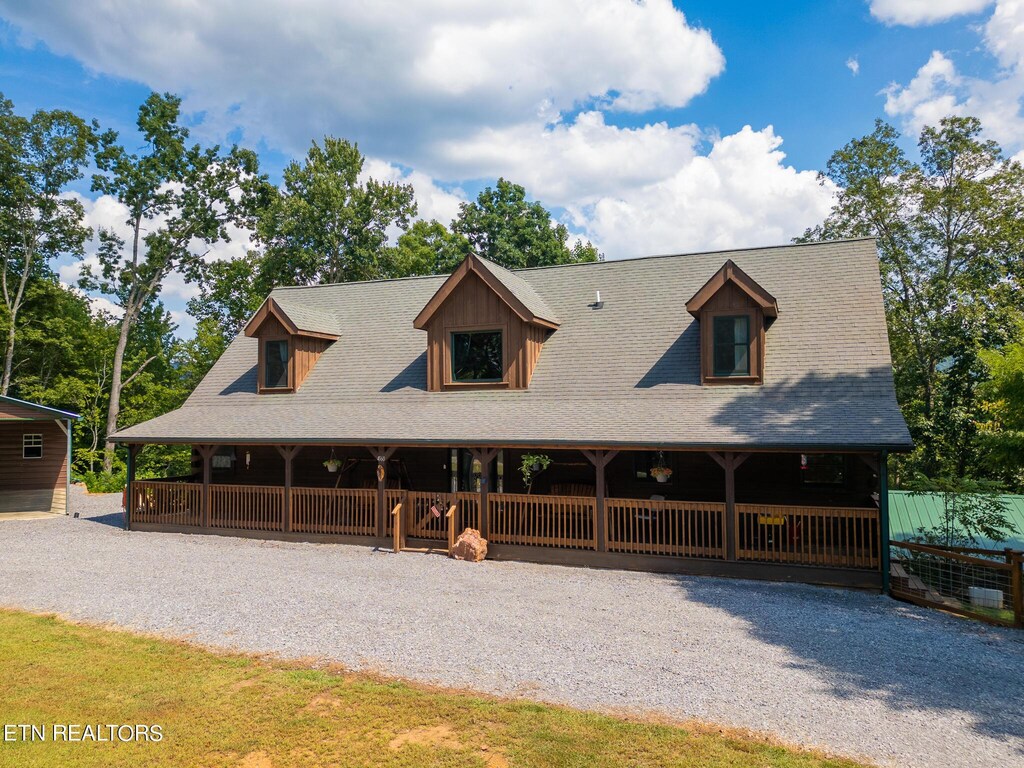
[{"x1": 890, "y1": 541, "x2": 1023, "y2": 628}]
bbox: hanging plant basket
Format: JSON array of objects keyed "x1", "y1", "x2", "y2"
[
  {"x1": 650, "y1": 451, "x2": 671, "y2": 483},
  {"x1": 651, "y1": 467, "x2": 672, "y2": 483},
  {"x1": 323, "y1": 450, "x2": 341, "y2": 473}
]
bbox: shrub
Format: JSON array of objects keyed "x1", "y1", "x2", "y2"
[{"x1": 79, "y1": 471, "x2": 126, "y2": 494}]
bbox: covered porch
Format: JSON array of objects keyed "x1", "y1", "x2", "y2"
[{"x1": 126, "y1": 444, "x2": 886, "y2": 589}]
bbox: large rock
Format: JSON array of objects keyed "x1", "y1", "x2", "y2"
[{"x1": 450, "y1": 528, "x2": 488, "y2": 561}]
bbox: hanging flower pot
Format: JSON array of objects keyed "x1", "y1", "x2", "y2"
[
  {"x1": 323, "y1": 449, "x2": 341, "y2": 473},
  {"x1": 651, "y1": 466, "x2": 672, "y2": 483}
]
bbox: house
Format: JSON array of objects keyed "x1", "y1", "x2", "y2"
[
  {"x1": 112, "y1": 238, "x2": 913, "y2": 589},
  {"x1": 0, "y1": 396, "x2": 78, "y2": 517}
]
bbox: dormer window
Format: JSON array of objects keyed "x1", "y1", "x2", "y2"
[
  {"x1": 414, "y1": 253, "x2": 559, "y2": 391},
  {"x1": 686, "y1": 260, "x2": 778, "y2": 386},
  {"x1": 264, "y1": 339, "x2": 290, "y2": 389},
  {"x1": 713, "y1": 314, "x2": 751, "y2": 377},
  {"x1": 244, "y1": 296, "x2": 339, "y2": 394},
  {"x1": 451, "y1": 330, "x2": 503, "y2": 382}
]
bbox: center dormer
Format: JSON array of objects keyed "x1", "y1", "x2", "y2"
[{"x1": 414, "y1": 253, "x2": 559, "y2": 391}]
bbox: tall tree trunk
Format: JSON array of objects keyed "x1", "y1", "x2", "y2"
[
  {"x1": 102, "y1": 312, "x2": 133, "y2": 473},
  {"x1": 1, "y1": 310, "x2": 17, "y2": 396}
]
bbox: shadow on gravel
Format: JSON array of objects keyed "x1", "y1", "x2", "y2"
[
  {"x1": 80, "y1": 511, "x2": 128, "y2": 528},
  {"x1": 670, "y1": 575, "x2": 1024, "y2": 755}
]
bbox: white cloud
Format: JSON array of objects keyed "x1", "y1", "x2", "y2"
[
  {"x1": 0, "y1": 0, "x2": 724, "y2": 173},
  {"x1": 883, "y1": 2, "x2": 1024, "y2": 152},
  {"x1": 846, "y1": 57, "x2": 861, "y2": 76},
  {"x1": 2, "y1": 1, "x2": 840, "y2": 337},
  {"x1": 433, "y1": 112, "x2": 702, "y2": 207},
  {"x1": 869, "y1": 0, "x2": 993, "y2": 26},
  {"x1": 570, "y1": 126, "x2": 836, "y2": 257}
]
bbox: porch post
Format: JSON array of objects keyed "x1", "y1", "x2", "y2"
[
  {"x1": 125, "y1": 444, "x2": 140, "y2": 530},
  {"x1": 369, "y1": 446, "x2": 397, "y2": 538},
  {"x1": 471, "y1": 447, "x2": 499, "y2": 540},
  {"x1": 198, "y1": 445, "x2": 216, "y2": 529},
  {"x1": 583, "y1": 449, "x2": 618, "y2": 552},
  {"x1": 709, "y1": 451, "x2": 749, "y2": 561},
  {"x1": 879, "y1": 450, "x2": 891, "y2": 593},
  {"x1": 276, "y1": 446, "x2": 302, "y2": 533}
]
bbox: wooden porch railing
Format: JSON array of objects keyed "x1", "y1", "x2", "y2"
[
  {"x1": 128, "y1": 482, "x2": 881, "y2": 572},
  {"x1": 606, "y1": 498, "x2": 727, "y2": 558},
  {"x1": 291, "y1": 488, "x2": 376, "y2": 535},
  {"x1": 132, "y1": 480, "x2": 203, "y2": 526},
  {"x1": 488, "y1": 492, "x2": 596, "y2": 549},
  {"x1": 736, "y1": 503, "x2": 880, "y2": 569},
  {"x1": 209, "y1": 484, "x2": 284, "y2": 532}
]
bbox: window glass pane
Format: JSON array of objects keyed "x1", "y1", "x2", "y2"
[
  {"x1": 733, "y1": 345, "x2": 750, "y2": 375},
  {"x1": 264, "y1": 339, "x2": 289, "y2": 388},
  {"x1": 733, "y1": 316, "x2": 749, "y2": 344},
  {"x1": 23, "y1": 434, "x2": 42, "y2": 459},
  {"x1": 712, "y1": 315, "x2": 751, "y2": 377},
  {"x1": 451, "y1": 331, "x2": 503, "y2": 381}
]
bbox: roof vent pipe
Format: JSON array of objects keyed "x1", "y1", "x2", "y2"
[{"x1": 593, "y1": 290, "x2": 604, "y2": 310}]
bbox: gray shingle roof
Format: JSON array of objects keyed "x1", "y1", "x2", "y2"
[
  {"x1": 473, "y1": 255, "x2": 559, "y2": 325},
  {"x1": 269, "y1": 295, "x2": 343, "y2": 337},
  {"x1": 113, "y1": 238, "x2": 913, "y2": 450}
]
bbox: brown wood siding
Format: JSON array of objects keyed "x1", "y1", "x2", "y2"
[
  {"x1": 292, "y1": 336, "x2": 331, "y2": 390},
  {"x1": 700, "y1": 283, "x2": 764, "y2": 384},
  {"x1": 424, "y1": 271, "x2": 545, "y2": 391},
  {"x1": 253, "y1": 317, "x2": 332, "y2": 393},
  {"x1": 0, "y1": 420, "x2": 67, "y2": 493}
]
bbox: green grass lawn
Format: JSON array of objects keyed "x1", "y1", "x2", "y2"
[{"x1": 0, "y1": 609, "x2": 867, "y2": 768}]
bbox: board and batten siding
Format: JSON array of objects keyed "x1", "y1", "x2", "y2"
[
  {"x1": 424, "y1": 270, "x2": 549, "y2": 391},
  {"x1": 252, "y1": 314, "x2": 333, "y2": 393},
  {"x1": 0, "y1": 418, "x2": 68, "y2": 514}
]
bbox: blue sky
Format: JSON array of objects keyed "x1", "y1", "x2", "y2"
[{"x1": 1, "y1": 1, "x2": 1020, "y2": 335}]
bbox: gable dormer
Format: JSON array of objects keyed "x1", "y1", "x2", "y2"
[
  {"x1": 244, "y1": 297, "x2": 339, "y2": 394},
  {"x1": 685, "y1": 260, "x2": 778, "y2": 385},
  {"x1": 414, "y1": 253, "x2": 559, "y2": 391}
]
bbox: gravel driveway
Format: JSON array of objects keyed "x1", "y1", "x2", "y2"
[{"x1": 1, "y1": 487, "x2": 1022, "y2": 767}]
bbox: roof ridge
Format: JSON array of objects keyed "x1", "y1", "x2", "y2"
[{"x1": 268, "y1": 237, "x2": 877, "y2": 293}]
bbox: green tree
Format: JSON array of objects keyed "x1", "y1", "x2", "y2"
[
  {"x1": 389, "y1": 219, "x2": 469, "y2": 276},
  {"x1": 801, "y1": 117, "x2": 1024, "y2": 480},
  {"x1": 0, "y1": 93, "x2": 93, "y2": 395},
  {"x1": 188, "y1": 253, "x2": 268, "y2": 339},
  {"x1": 258, "y1": 138, "x2": 416, "y2": 286},
  {"x1": 86, "y1": 92, "x2": 267, "y2": 472},
  {"x1": 979, "y1": 335, "x2": 1024, "y2": 489},
  {"x1": 453, "y1": 178, "x2": 600, "y2": 269}
]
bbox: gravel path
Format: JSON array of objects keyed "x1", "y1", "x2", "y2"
[{"x1": 1, "y1": 487, "x2": 1022, "y2": 767}]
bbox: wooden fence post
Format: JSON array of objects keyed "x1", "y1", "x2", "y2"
[
  {"x1": 197, "y1": 445, "x2": 216, "y2": 529},
  {"x1": 708, "y1": 451, "x2": 749, "y2": 561},
  {"x1": 124, "y1": 444, "x2": 140, "y2": 530},
  {"x1": 583, "y1": 449, "x2": 618, "y2": 552},
  {"x1": 368, "y1": 446, "x2": 397, "y2": 539},
  {"x1": 276, "y1": 446, "x2": 302, "y2": 533},
  {"x1": 879, "y1": 450, "x2": 891, "y2": 594},
  {"x1": 1008, "y1": 549, "x2": 1023, "y2": 629},
  {"x1": 446, "y1": 504, "x2": 457, "y2": 554}
]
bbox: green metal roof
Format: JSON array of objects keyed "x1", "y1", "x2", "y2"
[{"x1": 889, "y1": 490, "x2": 1024, "y2": 550}]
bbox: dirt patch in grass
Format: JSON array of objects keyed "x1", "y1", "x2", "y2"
[{"x1": 0, "y1": 608, "x2": 871, "y2": 767}]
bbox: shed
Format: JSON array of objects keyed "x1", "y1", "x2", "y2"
[
  {"x1": 0, "y1": 396, "x2": 78, "y2": 517},
  {"x1": 889, "y1": 490, "x2": 1024, "y2": 550}
]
